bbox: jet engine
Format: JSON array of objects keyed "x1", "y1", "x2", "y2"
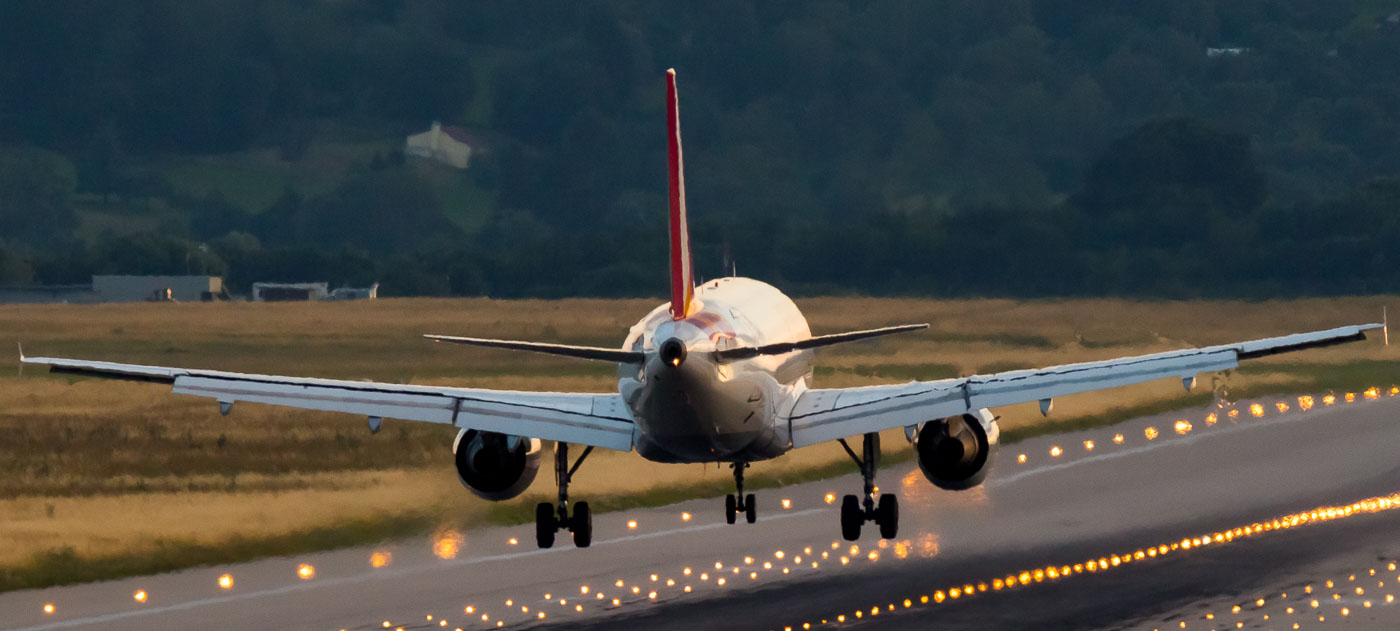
[
  {"x1": 910, "y1": 408, "x2": 999, "y2": 490},
  {"x1": 452, "y1": 429, "x2": 542, "y2": 501}
]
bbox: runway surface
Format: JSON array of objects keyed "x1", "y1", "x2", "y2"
[{"x1": 4, "y1": 388, "x2": 1400, "y2": 631}]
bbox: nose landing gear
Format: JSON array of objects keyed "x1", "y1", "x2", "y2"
[
  {"x1": 536, "y1": 442, "x2": 594, "y2": 549},
  {"x1": 725, "y1": 462, "x2": 757, "y2": 524},
  {"x1": 837, "y1": 432, "x2": 898, "y2": 541}
]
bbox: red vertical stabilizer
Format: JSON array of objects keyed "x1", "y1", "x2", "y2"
[{"x1": 666, "y1": 69, "x2": 694, "y2": 320}]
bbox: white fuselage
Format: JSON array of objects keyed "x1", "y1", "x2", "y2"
[{"x1": 618, "y1": 277, "x2": 813, "y2": 463}]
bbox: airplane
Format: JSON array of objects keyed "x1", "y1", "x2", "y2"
[{"x1": 20, "y1": 69, "x2": 1386, "y2": 549}]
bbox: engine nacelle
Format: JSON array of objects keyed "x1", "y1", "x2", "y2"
[
  {"x1": 452, "y1": 429, "x2": 542, "y2": 501},
  {"x1": 911, "y1": 408, "x2": 999, "y2": 491}
]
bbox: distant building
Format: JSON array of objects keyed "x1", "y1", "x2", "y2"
[
  {"x1": 0, "y1": 284, "x2": 99, "y2": 304},
  {"x1": 332, "y1": 283, "x2": 379, "y2": 301},
  {"x1": 405, "y1": 121, "x2": 476, "y2": 169},
  {"x1": 252, "y1": 282, "x2": 329, "y2": 302},
  {"x1": 92, "y1": 275, "x2": 223, "y2": 302},
  {"x1": 1206, "y1": 47, "x2": 1249, "y2": 58}
]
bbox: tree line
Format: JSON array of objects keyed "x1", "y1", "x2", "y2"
[{"x1": 0, "y1": 1, "x2": 1398, "y2": 298}]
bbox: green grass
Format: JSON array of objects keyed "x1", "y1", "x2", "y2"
[
  {"x1": 930, "y1": 331, "x2": 1057, "y2": 348},
  {"x1": 416, "y1": 162, "x2": 495, "y2": 233},
  {"x1": 164, "y1": 160, "x2": 298, "y2": 213},
  {"x1": 1236, "y1": 360, "x2": 1400, "y2": 393},
  {"x1": 815, "y1": 363, "x2": 960, "y2": 381}
]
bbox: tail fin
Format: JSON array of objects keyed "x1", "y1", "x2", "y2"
[{"x1": 666, "y1": 68, "x2": 694, "y2": 320}]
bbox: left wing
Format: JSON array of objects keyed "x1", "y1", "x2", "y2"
[
  {"x1": 20, "y1": 355, "x2": 635, "y2": 451},
  {"x1": 788, "y1": 323, "x2": 1382, "y2": 447}
]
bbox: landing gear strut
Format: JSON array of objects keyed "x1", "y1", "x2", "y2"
[
  {"x1": 837, "y1": 432, "x2": 898, "y2": 541},
  {"x1": 725, "y1": 462, "x2": 757, "y2": 524},
  {"x1": 536, "y1": 442, "x2": 593, "y2": 549}
]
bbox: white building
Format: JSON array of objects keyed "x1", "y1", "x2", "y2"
[
  {"x1": 331, "y1": 283, "x2": 379, "y2": 301},
  {"x1": 405, "y1": 121, "x2": 476, "y2": 169}
]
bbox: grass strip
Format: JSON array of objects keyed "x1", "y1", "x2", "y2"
[{"x1": 0, "y1": 513, "x2": 435, "y2": 593}]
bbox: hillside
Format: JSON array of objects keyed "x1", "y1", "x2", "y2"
[{"x1": 1, "y1": 2, "x2": 1399, "y2": 297}]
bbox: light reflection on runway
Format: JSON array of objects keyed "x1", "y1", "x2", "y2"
[
  {"x1": 777, "y1": 492, "x2": 1400, "y2": 630},
  {"x1": 343, "y1": 386, "x2": 1399, "y2": 631},
  {"x1": 1126, "y1": 559, "x2": 1400, "y2": 631},
  {"x1": 7, "y1": 384, "x2": 1400, "y2": 631}
]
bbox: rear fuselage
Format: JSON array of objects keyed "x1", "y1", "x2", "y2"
[{"x1": 619, "y1": 277, "x2": 812, "y2": 463}]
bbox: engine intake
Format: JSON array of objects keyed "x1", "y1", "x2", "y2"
[
  {"x1": 452, "y1": 429, "x2": 542, "y2": 501},
  {"x1": 911, "y1": 409, "x2": 999, "y2": 490}
]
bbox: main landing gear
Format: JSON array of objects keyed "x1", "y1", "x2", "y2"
[
  {"x1": 725, "y1": 462, "x2": 757, "y2": 524},
  {"x1": 837, "y1": 432, "x2": 898, "y2": 541},
  {"x1": 536, "y1": 442, "x2": 593, "y2": 549}
]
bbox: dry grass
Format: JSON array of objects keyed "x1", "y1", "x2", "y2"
[
  {"x1": 0, "y1": 296, "x2": 1395, "y2": 588},
  {"x1": 0, "y1": 433, "x2": 894, "y2": 568}
]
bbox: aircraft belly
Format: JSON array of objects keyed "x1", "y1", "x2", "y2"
[{"x1": 631, "y1": 368, "x2": 786, "y2": 464}]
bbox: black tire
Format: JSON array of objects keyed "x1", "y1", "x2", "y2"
[
  {"x1": 571, "y1": 501, "x2": 592, "y2": 548},
  {"x1": 840, "y1": 494, "x2": 862, "y2": 541},
  {"x1": 877, "y1": 494, "x2": 899, "y2": 539},
  {"x1": 745, "y1": 493, "x2": 757, "y2": 524},
  {"x1": 725, "y1": 494, "x2": 737, "y2": 524},
  {"x1": 535, "y1": 502, "x2": 556, "y2": 549}
]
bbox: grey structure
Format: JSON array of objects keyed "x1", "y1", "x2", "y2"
[
  {"x1": 92, "y1": 276, "x2": 223, "y2": 302},
  {"x1": 0, "y1": 285, "x2": 100, "y2": 304},
  {"x1": 251, "y1": 282, "x2": 330, "y2": 302}
]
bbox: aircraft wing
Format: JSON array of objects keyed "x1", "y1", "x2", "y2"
[
  {"x1": 20, "y1": 356, "x2": 635, "y2": 451},
  {"x1": 788, "y1": 323, "x2": 1383, "y2": 447}
]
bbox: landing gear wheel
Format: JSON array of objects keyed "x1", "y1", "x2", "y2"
[
  {"x1": 840, "y1": 495, "x2": 862, "y2": 541},
  {"x1": 876, "y1": 494, "x2": 899, "y2": 539},
  {"x1": 571, "y1": 501, "x2": 592, "y2": 548},
  {"x1": 836, "y1": 432, "x2": 897, "y2": 541},
  {"x1": 726, "y1": 463, "x2": 755, "y2": 525},
  {"x1": 535, "y1": 502, "x2": 557, "y2": 549},
  {"x1": 550, "y1": 442, "x2": 595, "y2": 548}
]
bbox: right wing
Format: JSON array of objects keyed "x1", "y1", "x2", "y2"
[
  {"x1": 21, "y1": 355, "x2": 635, "y2": 451},
  {"x1": 788, "y1": 323, "x2": 1383, "y2": 447}
]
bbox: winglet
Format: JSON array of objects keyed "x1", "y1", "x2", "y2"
[
  {"x1": 17, "y1": 342, "x2": 23, "y2": 361},
  {"x1": 666, "y1": 68, "x2": 694, "y2": 320},
  {"x1": 1384, "y1": 306, "x2": 1389, "y2": 347}
]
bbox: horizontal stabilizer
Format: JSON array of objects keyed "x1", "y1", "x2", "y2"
[
  {"x1": 716, "y1": 323, "x2": 928, "y2": 361},
  {"x1": 425, "y1": 334, "x2": 646, "y2": 363}
]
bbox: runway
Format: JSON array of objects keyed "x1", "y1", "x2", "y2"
[{"x1": 4, "y1": 388, "x2": 1400, "y2": 631}]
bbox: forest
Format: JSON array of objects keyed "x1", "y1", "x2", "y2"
[{"x1": 1, "y1": 1, "x2": 1398, "y2": 298}]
